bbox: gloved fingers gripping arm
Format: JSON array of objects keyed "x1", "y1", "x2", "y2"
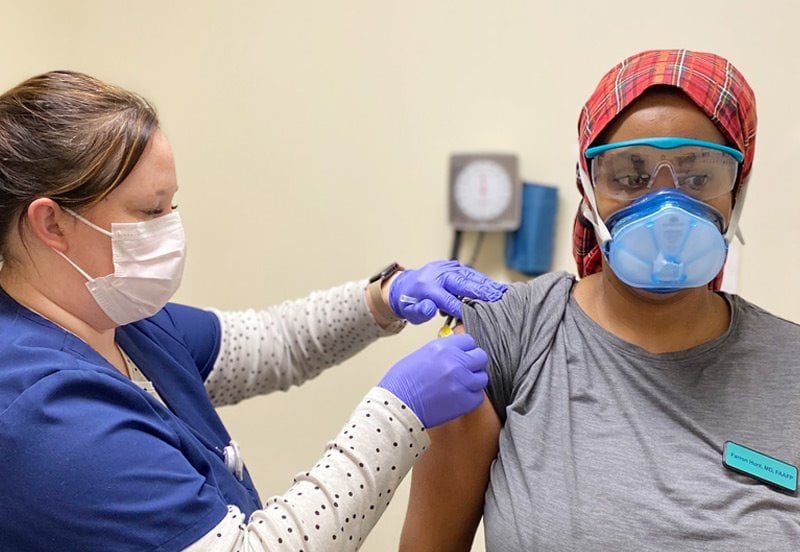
[
  {"x1": 407, "y1": 273, "x2": 495, "y2": 321},
  {"x1": 388, "y1": 260, "x2": 507, "y2": 324},
  {"x1": 377, "y1": 333, "x2": 490, "y2": 428},
  {"x1": 441, "y1": 268, "x2": 507, "y2": 298},
  {"x1": 460, "y1": 347, "x2": 490, "y2": 391}
]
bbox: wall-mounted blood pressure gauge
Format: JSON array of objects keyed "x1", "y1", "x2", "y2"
[{"x1": 448, "y1": 153, "x2": 520, "y2": 231}]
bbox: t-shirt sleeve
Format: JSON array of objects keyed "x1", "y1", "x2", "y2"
[
  {"x1": 461, "y1": 283, "x2": 527, "y2": 421},
  {"x1": 0, "y1": 368, "x2": 228, "y2": 551},
  {"x1": 461, "y1": 272, "x2": 574, "y2": 423}
]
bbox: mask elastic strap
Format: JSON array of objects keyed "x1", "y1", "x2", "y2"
[
  {"x1": 724, "y1": 172, "x2": 750, "y2": 245},
  {"x1": 53, "y1": 249, "x2": 94, "y2": 282},
  {"x1": 62, "y1": 207, "x2": 113, "y2": 238},
  {"x1": 578, "y1": 164, "x2": 612, "y2": 246},
  {"x1": 55, "y1": 207, "x2": 110, "y2": 282}
]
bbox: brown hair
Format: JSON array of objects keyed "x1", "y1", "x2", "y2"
[{"x1": 0, "y1": 70, "x2": 158, "y2": 263}]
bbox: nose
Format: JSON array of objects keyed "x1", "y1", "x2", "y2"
[{"x1": 650, "y1": 161, "x2": 680, "y2": 191}]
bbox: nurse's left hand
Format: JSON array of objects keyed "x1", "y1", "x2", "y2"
[{"x1": 388, "y1": 260, "x2": 507, "y2": 324}]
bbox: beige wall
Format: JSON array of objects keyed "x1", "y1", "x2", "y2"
[{"x1": 3, "y1": 1, "x2": 799, "y2": 549}]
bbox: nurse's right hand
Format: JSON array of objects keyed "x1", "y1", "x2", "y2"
[{"x1": 377, "y1": 334, "x2": 489, "y2": 428}]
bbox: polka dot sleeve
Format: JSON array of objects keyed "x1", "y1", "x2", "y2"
[
  {"x1": 183, "y1": 387, "x2": 430, "y2": 551},
  {"x1": 205, "y1": 280, "x2": 402, "y2": 406}
]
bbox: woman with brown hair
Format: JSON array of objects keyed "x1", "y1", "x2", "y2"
[{"x1": 0, "y1": 70, "x2": 506, "y2": 550}]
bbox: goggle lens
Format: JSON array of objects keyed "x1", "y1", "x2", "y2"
[{"x1": 586, "y1": 139, "x2": 741, "y2": 202}]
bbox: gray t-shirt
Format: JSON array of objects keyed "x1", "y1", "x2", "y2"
[{"x1": 462, "y1": 271, "x2": 800, "y2": 551}]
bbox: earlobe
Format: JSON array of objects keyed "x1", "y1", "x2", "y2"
[{"x1": 26, "y1": 198, "x2": 69, "y2": 252}]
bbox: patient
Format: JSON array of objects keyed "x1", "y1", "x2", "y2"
[{"x1": 399, "y1": 49, "x2": 800, "y2": 551}]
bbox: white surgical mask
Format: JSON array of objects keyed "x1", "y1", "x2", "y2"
[{"x1": 55, "y1": 208, "x2": 186, "y2": 326}]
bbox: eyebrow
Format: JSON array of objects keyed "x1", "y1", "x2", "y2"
[{"x1": 153, "y1": 185, "x2": 179, "y2": 196}]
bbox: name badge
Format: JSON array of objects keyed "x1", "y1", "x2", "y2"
[{"x1": 723, "y1": 441, "x2": 798, "y2": 495}]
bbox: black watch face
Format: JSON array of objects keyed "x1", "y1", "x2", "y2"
[{"x1": 371, "y1": 262, "x2": 399, "y2": 283}]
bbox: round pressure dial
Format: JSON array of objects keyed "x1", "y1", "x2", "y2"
[
  {"x1": 449, "y1": 154, "x2": 520, "y2": 231},
  {"x1": 454, "y1": 159, "x2": 513, "y2": 221}
]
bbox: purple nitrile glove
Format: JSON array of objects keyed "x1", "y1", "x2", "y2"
[
  {"x1": 388, "y1": 260, "x2": 507, "y2": 324},
  {"x1": 377, "y1": 333, "x2": 489, "y2": 428}
]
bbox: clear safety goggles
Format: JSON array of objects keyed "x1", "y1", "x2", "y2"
[{"x1": 585, "y1": 137, "x2": 744, "y2": 202}]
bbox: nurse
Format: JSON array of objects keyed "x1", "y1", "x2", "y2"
[{"x1": 0, "y1": 70, "x2": 506, "y2": 550}]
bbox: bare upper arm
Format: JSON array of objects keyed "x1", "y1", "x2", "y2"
[{"x1": 399, "y1": 390, "x2": 501, "y2": 551}]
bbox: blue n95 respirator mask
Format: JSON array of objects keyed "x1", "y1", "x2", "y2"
[
  {"x1": 578, "y1": 136, "x2": 746, "y2": 293},
  {"x1": 602, "y1": 189, "x2": 727, "y2": 292}
]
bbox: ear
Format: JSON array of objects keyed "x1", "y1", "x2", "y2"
[{"x1": 26, "y1": 198, "x2": 72, "y2": 252}]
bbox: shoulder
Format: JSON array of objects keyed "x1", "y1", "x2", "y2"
[
  {"x1": 134, "y1": 302, "x2": 219, "y2": 340},
  {"x1": 504, "y1": 271, "x2": 576, "y2": 304},
  {"x1": 464, "y1": 271, "x2": 576, "y2": 325},
  {"x1": 460, "y1": 271, "x2": 575, "y2": 368},
  {"x1": 128, "y1": 304, "x2": 222, "y2": 378},
  {"x1": 727, "y1": 294, "x2": 800, "y2": 343}
]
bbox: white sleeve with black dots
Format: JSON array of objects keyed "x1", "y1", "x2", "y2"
[
  {"x1": 183, "y1": 387, "x2": 429, "y2": 551},
  {"x1": 205, "y1": 280, "x2": 402, "y2": 406}
]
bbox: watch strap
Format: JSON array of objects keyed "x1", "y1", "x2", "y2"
[
  {"x1": 366, "y1": 262, "x2": 406, "y2": 331},
  {"x1": 368, "y1": 261, "x2": 402, "y2": 284},
  {"x1": 367, "y1": 277, "x2": 400, "y2": 322}
]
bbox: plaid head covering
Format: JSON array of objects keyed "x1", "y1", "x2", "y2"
[{"x1": 573, "y1": 49, "x2": 757, "y2": 289}]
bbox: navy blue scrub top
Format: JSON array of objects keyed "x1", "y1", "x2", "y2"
[{"x1": 0, "y1": 288, "x2": 262, "y2": 551}]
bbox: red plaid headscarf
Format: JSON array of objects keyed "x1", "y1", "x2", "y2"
[{"x1": 573, "y1": 49, "x2": 757, "y2": 290}]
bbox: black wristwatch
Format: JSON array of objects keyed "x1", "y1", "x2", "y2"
[
  {"x1": 368, "y1": 261, "x2": 403, "y2": 284},
  {"x1": 366, "y1": 262, "x2": 406, "y2": 332}
]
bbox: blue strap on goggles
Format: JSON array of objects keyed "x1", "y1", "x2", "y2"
[{"x1": 585, "y1": 137, "x2": 744, "y2": 162}]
